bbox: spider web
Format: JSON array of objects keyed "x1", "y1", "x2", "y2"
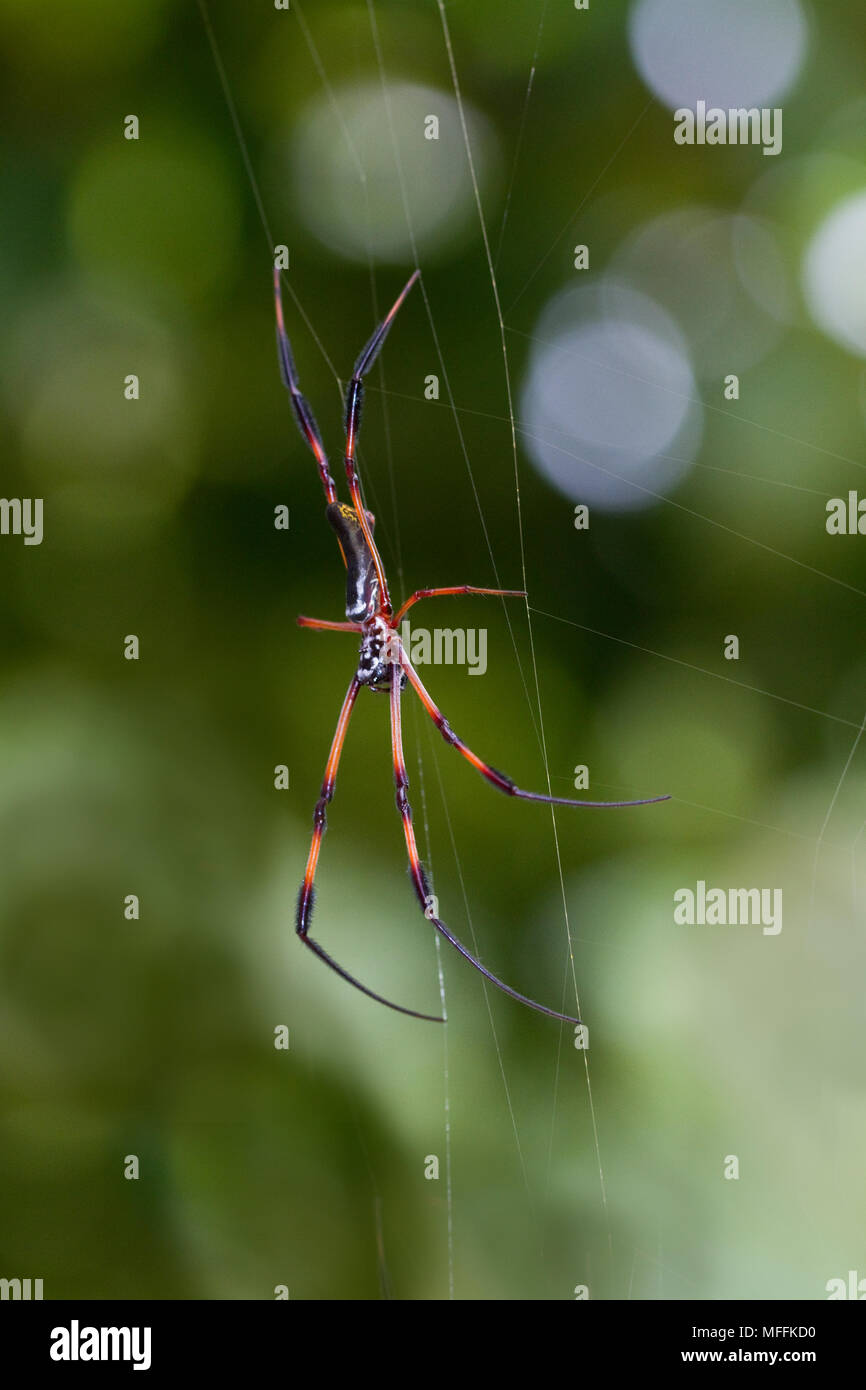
[
  {"x1": 198, "y1": 0, "x2": 564, "y2": 1299},
  {"x1": 198, "y1": 0, "x2": 866, "y2": 1302}
]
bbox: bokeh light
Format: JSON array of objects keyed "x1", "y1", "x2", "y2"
[
  {"x1": 520, "y1": 281, "x2": 702, "y2": 510},
  {"x1": 802, "y1": 190, "x2": 866, "y2": 358},
  {"x1": 611, "y1": 207, "x2": 785, "y2": 374},
  {"x1": 628, "y1": 0, "x2": 808, "y2": 110},
  {"x1": 731, "y1": 213, "x2": 796, "y2": 325},
  {"x1": 285, "y1": 81, "x2": 499, "y2": 264},
  {"x1": 10, "y1": 284, "x2": 199, "y2": 531}
]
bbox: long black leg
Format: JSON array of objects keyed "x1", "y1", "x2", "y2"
[
  {"x1": 273, "y1": 266, "x2": 338, "y2": 505},
  {"x1": 389, "y1": 666, "x2": 581, "y2": 1024},
  {"x1": 401, "y1": 649, "x2": 669, "y2": 809},
  {"x1": 342, "y1": 270, "x2": 421, "y2": 617}
]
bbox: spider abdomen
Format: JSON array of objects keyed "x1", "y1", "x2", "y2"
[{"x1": 326, "y1": 501, "x2": 379, "y2": 621}]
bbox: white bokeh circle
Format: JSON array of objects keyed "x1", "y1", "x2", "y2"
[
  {"x1": 286, "y1": 81, "x2": 498, "y2": 264},
  {"x1": 802, "y1": 191, "x2": 866, "y2": 358},
  {"x1": 520, "y1": 281, "x2": 702, "y2": 512},
  {"x1": 629, "y1": 0, "x2": 808, "y2": 111}
]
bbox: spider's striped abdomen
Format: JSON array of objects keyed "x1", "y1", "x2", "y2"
[{"x1": 326, "y1": 501, "x2": 379, "y2": 621}]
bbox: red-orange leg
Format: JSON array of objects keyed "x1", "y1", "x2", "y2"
[
  {"x1": 297, "y1": 616, "x2": 363, "y2": 633},
  {"x1": 297, "y1": 676, "x2": 360, "y2": 931},
  {"x1": 393, "y1": 586, "x2": 526, "y2": 626},
  {"x1": 389, "y1": 661, "x2": 581, "y2": 1023},
  {"x1": 400, "y1": 651, "x2": 670, "y2": 809},
  {"x1": 343, "y1": 270, "x2": 420, "y2": 617},
  {"x1": 296, "y1": 673, "x2": 442, "y2": 1022}
]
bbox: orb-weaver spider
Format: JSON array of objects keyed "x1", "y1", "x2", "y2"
[{"x1": 275, "y1": 266, "x2": 668, "y2": 1023}]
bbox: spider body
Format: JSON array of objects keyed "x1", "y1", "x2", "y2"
[
  {"x1": 326, "y1": 500, "x2": 381, "y2": 622},
  {"x1": 273, "y1": 265, "x2": 669, "y2": 1024},
  {"x1": 357, "y1": 615, "x2": 404, "y2": 693}
]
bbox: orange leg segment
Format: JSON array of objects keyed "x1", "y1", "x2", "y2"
[
  {"x1": 392, "y1": 586, "x2": 526, "y2": 626},
  {"x1": 296, "y1": 673, "x2": 443, "y2": 1022}
]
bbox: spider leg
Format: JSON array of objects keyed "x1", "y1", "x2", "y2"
[
  {"x1": 342, "y1": 270, "x2": 421, "y2": 617},
  {"x1": 389, "y1": 662, "x2": 581, "y2": 1024},
  {"x1": 297, "y1": 616, "x2": 363, "y2": 633},
  {"x1": 273, "y1": 266, "x2": 338, "y2": 506},
  {"x1": 393, "y1": 586, "x2": 526, "y2": 626},
  {"x1": 297, "y1": 673, "x2": 444, "y2": 1023},
  {"x1": 400, "y1": 648, "x2": 669, "y2": 809}
]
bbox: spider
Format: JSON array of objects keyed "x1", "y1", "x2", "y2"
[{"x1": 274, "y1": 265, "x2": 668, "y2": 1024}]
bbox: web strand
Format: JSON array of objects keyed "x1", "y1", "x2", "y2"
[
  {"x1": 196, "y1": 0, "x2": 342, "y2": 392},
  {"x1": 365, "y1": 0, "x2": 546, "y2": 761},
  {"x1": 492, "y1": 0, "x2": 550, "y2": 271},
  {"x1": 434, "y1": 0, "x2": 612, "y2": 1264},
  {"x1": 809, "y1": 704, "x2": 866, "y2": 939}
]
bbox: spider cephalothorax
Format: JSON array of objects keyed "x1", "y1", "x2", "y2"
[{"x1": 274, "y1": 264, "x2": 669, "y2": 1023}]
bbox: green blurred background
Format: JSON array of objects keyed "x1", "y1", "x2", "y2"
[{"x1": 1, "y1": 0, "x2": 864, "y2": 1300}]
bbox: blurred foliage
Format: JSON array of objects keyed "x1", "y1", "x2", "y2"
[{"x1": 0, "y1": 0, "x2": 864, "y2": 1301}]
